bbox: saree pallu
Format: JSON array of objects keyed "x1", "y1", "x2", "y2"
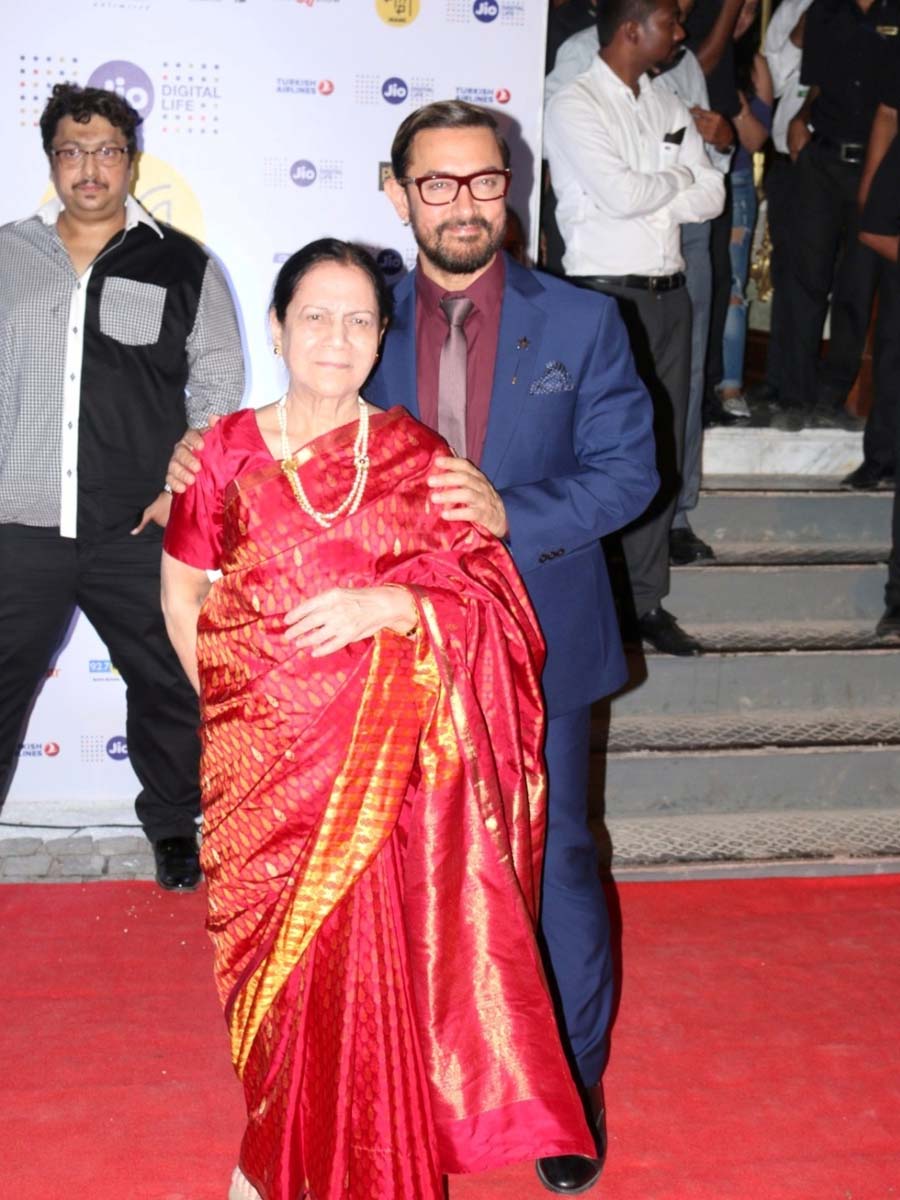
[{"x1": 184, "y1": 408, "x2": 593, "y2": 1199}]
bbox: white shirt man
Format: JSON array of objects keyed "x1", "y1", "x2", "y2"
[
  {"x1": 543, "y1": 25, "x2": 724, "y2": 655},
  {"x1": 544, "y1": 54, "x2": 724, "y2": 277}
]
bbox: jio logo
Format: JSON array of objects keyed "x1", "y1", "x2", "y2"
[
  {"x1": 106, "y1": 736, "x2": 129, "y2": 761},
  {"x1": 377, "y1": 248, "x2": 404, "y2": 275},
  {"x1": 290, "y1": 159, "x2": 317, "y2": 187},
  {"x1": 87, "y1": 60, "x2": 154, "y2": 119},
  {"x1": 474, "y1": 0, "x2": 499, "y2": 21},
  {"x1": 382, "y1": 77, "x2": 408, "y2": 104}
]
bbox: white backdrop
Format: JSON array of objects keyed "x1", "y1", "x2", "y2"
[{"x1": 1, "y1": 0, "x2": 548, "y2": 824}]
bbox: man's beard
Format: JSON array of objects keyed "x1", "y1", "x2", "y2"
[{"x1": 411, "y1": 212, "x2": 506, "y2": 275}]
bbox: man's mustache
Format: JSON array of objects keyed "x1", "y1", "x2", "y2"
[{"x1": 435, "y1": 216, "x2": 492, "y2": 237}]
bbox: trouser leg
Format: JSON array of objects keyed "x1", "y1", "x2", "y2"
[
  {"x1": 614, "y1": 286, "x2": 692, "y2": 616},
  {"x1": 703, "y1": 176, "x2": 732, "y2": 408},
  {"x1": 720, "y1": 170, "x2": 757, "y2": 392},
  {"x1": 539, "y1": 706, "x2": 613, "y2": 1088},
  {"x1": 864, "y1": 260, "x2": 900, "y2": 472},
  {"x1": 785, "y1": 143, "x2": 844, "y2": 409},
  {"x1": 879, "y1": 262, "x2": 900, "y2": 607},
  {"x1": 819, "y1": 167, "x2": 879, "y2": 402},
  {"x1": 673, "y1": 221, "x2": 712, "y2": 529},
  {"x1": 76, "y1": 529, "x2": 201, "y2": 842},
  {"x1": 0, "y1": 526, "x2": 78, "y2": 803}
]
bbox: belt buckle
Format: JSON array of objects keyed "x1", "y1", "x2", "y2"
[
  {"x1": 648, "y1": 275, "x2": 660, "y2": 292},
  {"x1": 840, "y1": 143, "x2": 861, "y2": 164}
]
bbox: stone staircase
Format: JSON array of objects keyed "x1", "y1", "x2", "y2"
[{"x1": 599, "y1": 476, "x2": 900, "y2": 868}]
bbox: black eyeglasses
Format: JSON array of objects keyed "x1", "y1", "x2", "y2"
[
  {"x1": 51, "y1": 145, "x2": 129, "y2": 166},
  {"x1": 400, "y1": 169, "x2": 511, "y2": 206}
]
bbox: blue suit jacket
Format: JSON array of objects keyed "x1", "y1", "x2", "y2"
[{"x1": 365, "y1": 254, "x2": 658, "y2": 717}]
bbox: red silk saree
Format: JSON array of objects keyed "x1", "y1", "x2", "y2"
[{"x1": 164, "y1": 406, "x2": 593, "y2": 1200}]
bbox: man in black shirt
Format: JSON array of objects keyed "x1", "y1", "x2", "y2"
[
  {"x1": 0, "y1": 85, "x2": 244, "y2": 887},
  {"x1": 859, "y1": 132, "x2": 900, "y2": 637},
  {"x1": 785, "y1": 0, "x2": 900, "y2": 428}
]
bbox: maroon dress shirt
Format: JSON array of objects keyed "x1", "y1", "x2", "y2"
[{"x1": 414, "y1": 252, "x2": 505, "y2": 465}]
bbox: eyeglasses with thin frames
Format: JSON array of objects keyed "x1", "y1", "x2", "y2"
[
  {"x1": 400, "y1": 169, "x2": 511, "y2": 206},
  {"x1": 50, "y1": 145, "x2": 129, "y2": 166}
]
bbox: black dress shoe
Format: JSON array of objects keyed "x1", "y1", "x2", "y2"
[
  {"x1": 536, "y1": 1086, "x2": 607, "y2": 1195},
  {"x1": 876, "y1": 605, "x2": 900, "y2": 640},
  {"x1": 840, "y1": 461, "x2": 895, "y2": 491},
  {"x1": 768, "y1": 403, "x2": 807, "y2": 432},
  {"x1": 669, "y1": 527, "x2": 715, "y2": 565},
  {"x1": 153, "y1": 835, "x2": 201, "y2": 892},
  {"x1": 637, "y1": 607, "x2": 702, "y2": 656},
  {"x1": 805, "y1": 406, "x2": 865, "y2": 432}
]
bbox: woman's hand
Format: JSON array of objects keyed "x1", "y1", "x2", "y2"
[{"x1": 284, "y1": 586, "x2": 417, "y2": 656}]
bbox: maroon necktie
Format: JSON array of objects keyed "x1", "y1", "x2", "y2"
[{"x1": 438, "y1": 296, "x2": 474, "y2": 457}]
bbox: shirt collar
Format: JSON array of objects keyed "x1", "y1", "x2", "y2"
[
  {"x1": 415, "y1": 249, "x2": 506, "y2": 316},
  {"x1": 29, "y1": 193, "x2": 164, "y2": 238},
  {"x1": 591, "y1": 54, "x2": 651, "y2": 100}
]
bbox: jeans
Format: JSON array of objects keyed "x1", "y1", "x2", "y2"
[{"x1": 721, "y1": 169, "x2": 757, "y2": 392}]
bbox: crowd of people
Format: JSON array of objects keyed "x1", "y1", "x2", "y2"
[
  {"x1": 545, "y1": 0, "x2": 899, "y2": 645},
  {"x1": 0, "y1": 0, "x2": 897, "y2": 1193}
]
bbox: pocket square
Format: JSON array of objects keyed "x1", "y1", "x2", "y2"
[{"x1": 529, "y1": 361, "x2": 574, "y2": 395}]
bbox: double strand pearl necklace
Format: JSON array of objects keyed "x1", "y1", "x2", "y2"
[{"x1": 277, "y1": 394, "x2": 370, "y2": 529}]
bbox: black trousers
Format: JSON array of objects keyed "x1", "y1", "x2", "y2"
[
  {"x1": 0, "y1": 524, "x2": 201, "y2": 841},
  {"x1": 575, "y1": 279, "x2": 692, "y2": 616},
  {"x1": 863, "y1": 258, "x2": 900, "y2": 474},
  {"x1": 786, "y1": 140, "x2": 882, "y2": 410}
]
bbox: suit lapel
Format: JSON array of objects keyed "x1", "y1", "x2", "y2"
[
  {"x1": 380, "y1": 272, "x2": 419, "y2": 419},
  {"x1": 480, "y1": 258, "x2": 547, "y2": 481}
]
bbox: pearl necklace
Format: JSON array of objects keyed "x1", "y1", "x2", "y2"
[{"x1": 277, "y1": 394, "x2": 370, "y2": 529}]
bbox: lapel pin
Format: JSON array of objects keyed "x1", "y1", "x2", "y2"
[{"x1": 517, "y1": 337, "x2": 530, "y2": 350}]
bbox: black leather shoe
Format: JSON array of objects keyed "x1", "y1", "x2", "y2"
[
  {"x1": 637, "y1": 607, "x2": 702, "y2": 656},
  {"x1": 876, "y1": 605, "x2": 900, "y2": 640},
  {"x1": 536, "y1": 1086, "x2": 607, "y2": 1195},
  {"x1": 669, "y1": 527, "x2": 715, "y2": 565},
  {"x1": 805, "y1": 406, "x2": 865, "y2": 432},
  {"x1": 153, "y1": 835, "x2": 201, "y2": 892},
  {"x1": 840, "y1": 461, "x2": 895, "y2": 490},
  {"x1": 768, "y1": 403, "x2": 807, "y2": 432}
]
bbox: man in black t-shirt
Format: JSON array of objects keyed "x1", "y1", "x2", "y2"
[{"x1": 859, "y1": 135, "x2": 900, "y2": 637}]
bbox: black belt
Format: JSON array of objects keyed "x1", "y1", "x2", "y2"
[
  {"x1": 812, "y1": 135, "x2": 865, "y2": 165},
  {"x1": 572, "y1": 272, "x2": 686, "y2": 293}
]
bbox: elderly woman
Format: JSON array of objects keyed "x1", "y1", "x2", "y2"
[{"x1": 160, "y1": 239, "x2": 592, "y2": 1200}]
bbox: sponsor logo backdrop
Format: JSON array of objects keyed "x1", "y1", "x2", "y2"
[{"x1": 1, "y1": 0, "x2": 547, "y2": 823}]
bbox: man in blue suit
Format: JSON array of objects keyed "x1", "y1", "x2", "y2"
[
  {"x1": 167, "y1": 101, "x2": 656, "y2": 1196},
  {"x1": 377, "y1": 102, "x2": 657, "y2": 1195}
]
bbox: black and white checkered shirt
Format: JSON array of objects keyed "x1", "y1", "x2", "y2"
[{"x1": 0, "y1": 195, "x2": 244, "y2": 539}]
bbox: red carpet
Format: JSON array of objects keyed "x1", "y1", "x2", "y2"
[{"x1": 1, "y1": 875, "x2": 898, "y2": 1199}]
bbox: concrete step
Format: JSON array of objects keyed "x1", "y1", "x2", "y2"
[
  {"x1": 667, "y1": 563, "x2": 886, "y2": 623},
  {"x1": 670, "y1": 620, "x2": 894, "y2": 652},
  {"x1": 601, "y1": 745, "x2": 900, "y2": 819},
  {"x1": 604, "y1": 806, "x2": 900, "y2": 866},
  {"x1": 701, "y1": 426, "x2": 862, "y2": 477},
  {"x1": 608, "y1": 649, "x2": 899, "y2": 720},
  {"x1": 690, "y1": 486, "x2": 892, "y2": 564},
  {"x1": 604, "y1": 706, "x2": 900, "y2": 752}
]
